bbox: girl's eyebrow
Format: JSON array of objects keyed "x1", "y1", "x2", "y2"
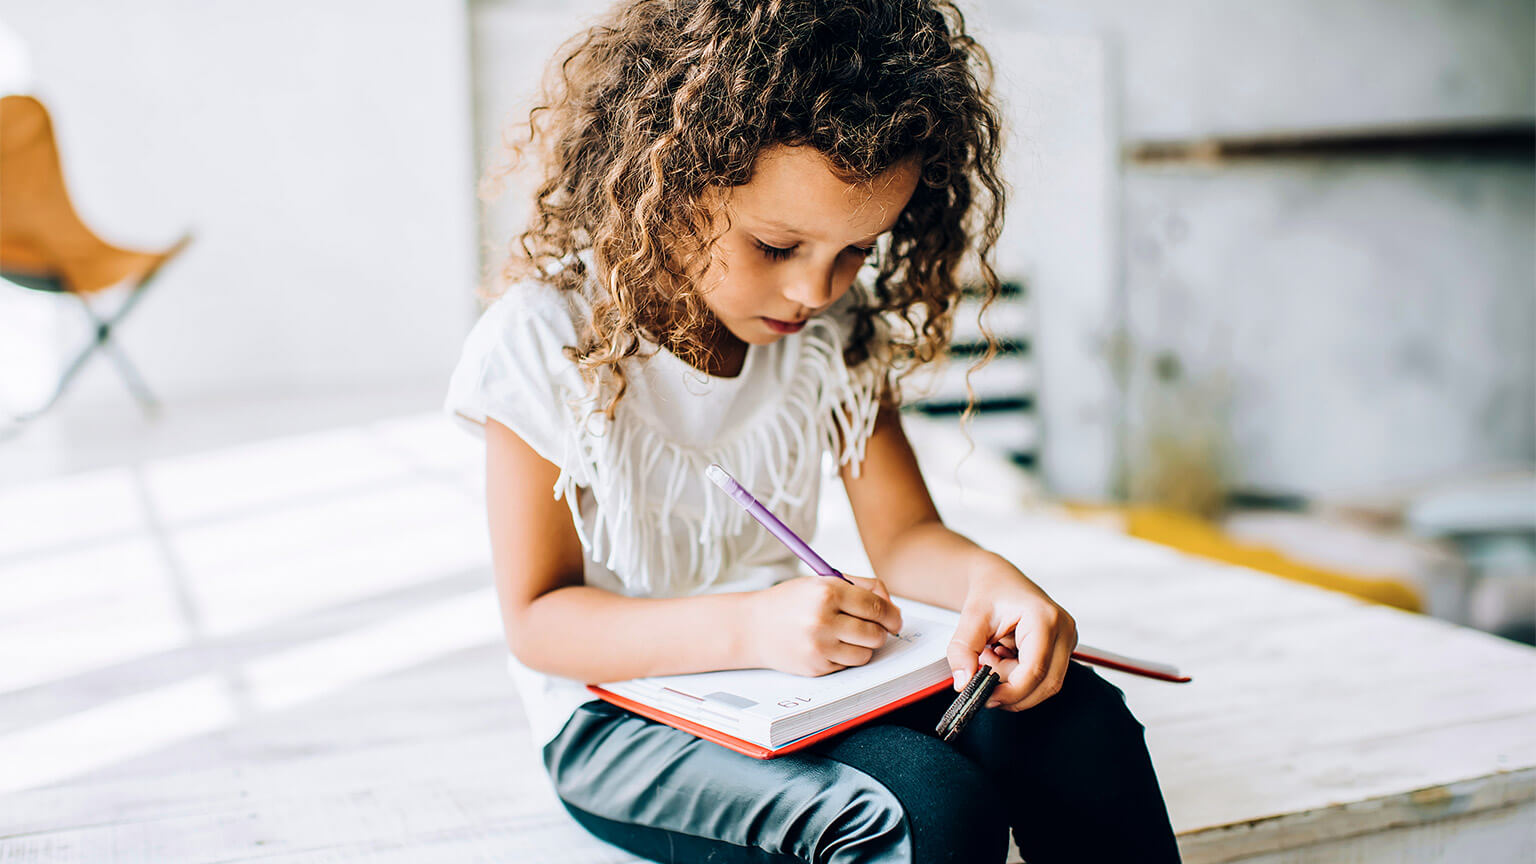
[
  {"x1": 753, "y1": 218, "x2": 807, "y2": 238},
  {"x1": 752, "y1": 217, "x2": 886, "y2": 245}
]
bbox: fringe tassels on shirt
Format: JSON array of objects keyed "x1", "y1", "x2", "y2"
[{"x1": 548, "y1": 316, "x2": 885, "y2": 596}]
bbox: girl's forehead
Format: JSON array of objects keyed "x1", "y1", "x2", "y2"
[{"x1": 728, "y1": 145, "x2": 919, "y2": 237}]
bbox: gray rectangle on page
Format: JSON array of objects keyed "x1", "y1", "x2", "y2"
[{"x1": 704, "y1": 691, "x2": 758, "y2": 709}]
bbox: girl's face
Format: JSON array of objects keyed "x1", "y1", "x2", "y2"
[{"x1": 698, "y1": 145, "x2": 920, "y2": 346}]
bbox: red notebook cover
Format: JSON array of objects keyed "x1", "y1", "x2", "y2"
[
  {"x1": 1072, "y1": 648, "x2": 1193, "y2": 683},
  {"x1": 588, "y1": 648, "x2": 1189, "y2": 759},
  {"x1": 588, "y1": 678, "x2": 955, "y2": 759}
]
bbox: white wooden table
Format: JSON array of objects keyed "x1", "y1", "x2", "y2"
[{"x1": 1, "y1": 413, "x2": 1532, "y2": 862}]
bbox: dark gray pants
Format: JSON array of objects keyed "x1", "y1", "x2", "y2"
[{"x1": 544, "y1": 662, "x2": 1181, "y2": 863}]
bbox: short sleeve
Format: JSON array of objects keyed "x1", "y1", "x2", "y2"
[{"x1": 443, "y1": 283, "x2": 590, "y2": 469}]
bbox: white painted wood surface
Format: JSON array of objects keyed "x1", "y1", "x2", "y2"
[{"x1": 2, "y1": 412, "x2": 1533, "y2": 862}]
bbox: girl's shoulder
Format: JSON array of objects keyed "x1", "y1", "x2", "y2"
[
  {"x1": 478, "y1": 274, "x2": 592, "y2": 347},
  {"x1": 450, "y1": 272, "x2": 597, "y2": 412},
  {"x1": 444, "y1": 273, "x2": 598, "y2": 459}
]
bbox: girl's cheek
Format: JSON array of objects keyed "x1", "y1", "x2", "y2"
[{"x1": 840, "y1": 256, "x2": 865, "y2": 282}]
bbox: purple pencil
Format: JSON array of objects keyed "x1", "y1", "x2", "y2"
[{"x1": 705, "y1": 463, "x2": 854, "y2": 584}]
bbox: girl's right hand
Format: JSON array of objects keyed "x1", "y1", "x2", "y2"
[{"x1": 746, "y1": 575, "x2": 904, "y2": 676}]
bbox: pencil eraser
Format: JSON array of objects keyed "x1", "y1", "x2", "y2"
[{"x1": 705, "y1": 464, "x2": 730, "y2": 489}]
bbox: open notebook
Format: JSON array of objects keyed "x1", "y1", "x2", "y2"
[
  {"x1": 590, "y1": 596, "x2": 1191, "y2": 758},
  {"x1": 590, "y1": 597, "x2": 960, "y2": 758}
]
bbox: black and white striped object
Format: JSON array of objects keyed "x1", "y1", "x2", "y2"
[{"x1": 901, "y1": 281, "x2": 1038, "y2": 471}]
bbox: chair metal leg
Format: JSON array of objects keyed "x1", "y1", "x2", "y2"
[
  {"x1": 8, "y1": 331, "x2": 104, "y2": 423},
  {"x1": 5, "y1": 289, "x2": 162, "y2": 426},
  {"x1": 78, "y1": 298, "x2": 161, "y2": 418},
  {"x1": 100, "y1": 338, "x2": 161, "y2": 417}
]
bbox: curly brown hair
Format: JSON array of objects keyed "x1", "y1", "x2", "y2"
[{"x1": 487, "y1": 0, "x2": 1007, "y2": 420}]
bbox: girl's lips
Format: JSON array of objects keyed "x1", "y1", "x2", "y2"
[{"x1": 763, "y1": 317, "x2": 806, "y2": 334}]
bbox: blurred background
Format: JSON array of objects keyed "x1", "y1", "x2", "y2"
[
  {"x1": 1, "y1": 0, "x2": 1533, "y2": 860},
  {"x1": 4, "y1": 0, "x2": 1530, "y2": 636}
]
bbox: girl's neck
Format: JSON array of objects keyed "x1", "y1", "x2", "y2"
[
  {"x1": 703, "y1": 336, "x2": 749, "y2": 378},
  {"x1": 658, "y1": 315, "x2": 749, "y2": 379}
]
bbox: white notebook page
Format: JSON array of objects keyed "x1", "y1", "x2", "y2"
[{"x1": 601, "y1": 597, "x2": 960, "y2": 746}]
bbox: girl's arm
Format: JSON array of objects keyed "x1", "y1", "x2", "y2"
[
  {"x1": 839, "y1": 402, "x2": 1079, "y2": 711},
  {"x1": 835, "y1": 400, "x2": 998, "y2": 605},
  {"x1": 485, "y1": 419, "x2": 901, "y2": 683}
]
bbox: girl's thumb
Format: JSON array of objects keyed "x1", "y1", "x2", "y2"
[{"x1": 946, "y1": 611, "x2": 991, "y2": 690}]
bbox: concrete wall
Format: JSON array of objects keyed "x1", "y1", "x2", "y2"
[
  {"x1": 980, "y1": 0, "x2": 1536, "y2": 501},
  {"x1": 1123, "y1": 156, "x2": 1535, "y2": 499},
  {"x1": 980, "y1": 0, "x2": 1535, "y2": 139},
  {"x1": 0, "y1": 1, "x2": 477, "y2": 417}
]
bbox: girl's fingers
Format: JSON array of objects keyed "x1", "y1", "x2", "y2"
[
  {"x1": 823, "y1": 639, "x2": 876, "y2": 669},
  {"x1": 946, "y1": 608, "x2": 995, "y2": 691},
  {"x1": 988, "y1": 623, "x2": 1052, "y2": 707},
  {"x1": 1005, "y1": 636, "x2": 1074, "y2": 711},
  {"x1": 981, "y1": 650, "x2": 1019, "y2": 685},
  {"x1": 861, "y1": 577, "x2": 893, "y2": 603},
  {"x1": 834, "y1": 613, "x2": 891, "y2": 650},
  {"x1": 835, "y1": 579, "x2": 903, "y2": 635},
  {"x1": 979, "y1": 644, "x2": 1011, "y2": 668},
  {"x1": 1017, "y1": 614, "x2": 1078, "y2": 710}
]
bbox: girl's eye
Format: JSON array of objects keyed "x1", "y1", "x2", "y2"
[
  {"x1": 753, "y1": 239, "x2": 795, "y2": 261},
  {"x1": 752, "y1": 239, "x2": 875, "y2": 262}
]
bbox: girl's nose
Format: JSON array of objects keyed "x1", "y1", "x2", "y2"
[{"x1": 785, "y1": 265, "x2": 836, "y2": 310}]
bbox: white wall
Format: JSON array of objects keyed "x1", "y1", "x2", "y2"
[
  {"x1": 0, "y1": 0, "x2": 478, "y2": 416},
  {"x1": 977, "y1": 30, "x2": 1119, "y2": 501},
  {"x1": 469, "y1": 3, "x2": 602, "y2": 279},
  {"x1": 981, "y1": 0, "x2": 1535, "y2": 140}
]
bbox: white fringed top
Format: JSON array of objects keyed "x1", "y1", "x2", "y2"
[{"x1": 444, "y1": 265, "x2": 889, "y2": 746}]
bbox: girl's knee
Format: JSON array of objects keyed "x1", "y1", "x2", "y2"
[
  {"x1": 841, "y1": 774, "x2": 1002, "y2": 864},
  {"x1": 1013, "y1": 664, "x2": 1163, "y2": 808},
  {"x1": 908, "y1": 780, "x2": 1008, "y2": 863},
  {"x1": 1048, "y1": 662, "x2": 1144, "y2": 736},
  {"x1": 820, "y1": 725, "x2": 1007, "y2": 863}
]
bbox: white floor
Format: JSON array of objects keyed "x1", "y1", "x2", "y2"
[
  {"x1": 0, "y1": 400, "x2": 498, "y2": 767},
  {"x1": 0, "y1": 395, "x2": 613, "y2": 860},
  {"x1": 0, "y1": 393, "x2": 1035, "y2": 861},
  {"x1": 0, "y1": 379, "x2": 447, "y2": 486}
]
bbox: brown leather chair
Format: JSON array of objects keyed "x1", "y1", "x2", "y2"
[{"x1": 0, "y1": 93, "x2": 191, "y2": 424}]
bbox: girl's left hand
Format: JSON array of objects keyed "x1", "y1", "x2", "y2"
[{"x1": 946, "y1": 556, "x2": 1078, "y2": 712}]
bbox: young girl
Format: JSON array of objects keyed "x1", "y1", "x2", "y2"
[{"x1": 447, "y1": 0, "x2": 1181, "y2": 860}]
